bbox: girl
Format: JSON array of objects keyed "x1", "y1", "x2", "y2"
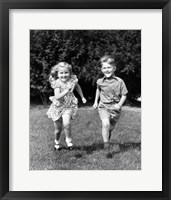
[{"x1": 47, "y1": 62, "x2": 87, "y2": 150}]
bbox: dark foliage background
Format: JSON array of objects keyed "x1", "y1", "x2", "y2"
[{"x1": 30, "y1": 30, "x2": 141, "y2": 105}]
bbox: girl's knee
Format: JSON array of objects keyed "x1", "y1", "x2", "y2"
[
  {"x1": 62, "y1": 114, "x2": 71, "y2": 129},
  {"x1": 63, "y1": 123, "x2": 71, "y2": 130},
  {"x1": 54, "y1": 123, "x2": 62, "y2": 134},
  {"x1": 54, "y1": 128, "x2": 62, "y2": 135}
]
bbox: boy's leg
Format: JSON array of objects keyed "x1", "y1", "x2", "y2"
[
  {"x1": 62, "y1": 113, "x2": 73, "y2": 149},
  {"x1": 108, "y1": 119, "x2": 117, "y2": 141},
  {"x1": 108, "y1": 109, "x2": 121, "y2": 141},
  {"x1": 53, "y1": 118, "x2": 62, "y2": 150},
  {"x1": 101, "y1": 118, "x2": 110, "y2": 143},
  {"x1": 98, "y1": 109, "x2": 111, "y2": 149}
]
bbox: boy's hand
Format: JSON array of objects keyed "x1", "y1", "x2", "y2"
[
  {"x1": 93, "y1": 102, "x2": 98, "y2": 109},
  {"x1": 82, "y1": 97, "x2": 87, "y2": 104},
  {"x1": 114, "y1": 103, "x2": 121, "y2": 111}
]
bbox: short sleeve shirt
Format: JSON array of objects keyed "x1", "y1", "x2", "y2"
[{"x1": 97, "y1": 75, "x2": 128, "y2": 104}]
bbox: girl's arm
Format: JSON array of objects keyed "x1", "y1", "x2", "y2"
[
  {"x1": 54, "y1": 87, "x2": 71, "y2": 100},
  {"x1": 93, "y1": 88, "x2": 100, "y2": 109},
  {"x1": 75, "y1": 83, "x2": 87, "y2": 103}
]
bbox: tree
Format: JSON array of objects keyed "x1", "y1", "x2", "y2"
[{"x1": 30, "y1": 30, "x2": 141, "y2": 104}]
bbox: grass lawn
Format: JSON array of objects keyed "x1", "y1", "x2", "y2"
[{"x1": 30, "y1": 105, "x2": 141, "y2": 170}]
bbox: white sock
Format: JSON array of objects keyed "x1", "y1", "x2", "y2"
[
  {"x1": 55, "y1": 139, "x2": 60, "y2": 145},
  {"x1": 65, "y1": 138, "x2": 73, "y2": 147}
]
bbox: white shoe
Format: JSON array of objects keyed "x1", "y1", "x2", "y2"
[
  {"x1": 66, "y1": 142, "x2": 73, "y2": 150},
  {"x1": 54, "y1": 144, "x2": 61, "y2": 151},
  {"x1": 54, "y1": 140, "x2": 61, "y2": 151}
]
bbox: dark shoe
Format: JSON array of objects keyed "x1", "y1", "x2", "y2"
[
  {"x1": 67, "y1": 146, "x2": 73, "y2": 151},
  {"x1": 104, "y1": 143, "x2": 113, "y2": 158},
  {"x1": 104, "y1": 142, "x2": 110, "y2": 150},
  {"x1": 106, "y1": 152, "x2": 113, "y2": 158}
]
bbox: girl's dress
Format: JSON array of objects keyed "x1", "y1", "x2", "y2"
[{"x1": 46, "y1": 75, "x2": 78, "y2": 121}]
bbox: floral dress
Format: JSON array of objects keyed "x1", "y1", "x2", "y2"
[{"x1": 46, "y1": 75, "x2": 78, "y2": 121}]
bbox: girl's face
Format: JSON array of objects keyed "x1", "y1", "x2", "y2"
[
  {"x1": 101, "y1": 62, "x2": 116, "y2": 78},
  {"x1": 57, "y1": 67, "x2": 70, "y2": 83}
]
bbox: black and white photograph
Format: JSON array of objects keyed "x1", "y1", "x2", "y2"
[
  {"x1": 1, "y1": 0, "x2": 170, "y2": 198},
  {"x1": 30, "y1": 30, "x2": 141, "y2": 170}
]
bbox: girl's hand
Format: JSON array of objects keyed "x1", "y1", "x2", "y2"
[
  {"x1": 82, "y1": 97, "x2": 87, "y2": 104},
  {"x1": 66, "y1": 85, "x2": 73, "y2": 93},
  {"x1": 93, "y1": 102, "x2": 98, "y2": 109}
]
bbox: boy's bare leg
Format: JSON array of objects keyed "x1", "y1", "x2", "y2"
[
  {"x1": 109, "y1": 123, "x2": 116, "y2": 141},
  {"x1": 109, "y1": 119, "x2": 117, "y2": 141},
  {"x1": 101, "y1": 118, "x2": 111, "y2": 149},
  {"x1": 108, "y1": 127, "x2": 113, "y2": 141}
]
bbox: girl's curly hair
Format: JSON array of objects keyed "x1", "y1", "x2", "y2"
[{"x1": 49, "y1": 62, "x2": 72, "y2": 84}]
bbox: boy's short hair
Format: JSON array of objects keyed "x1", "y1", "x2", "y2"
[{"x1": 100, "y1": 55, "x2": 115, "y2": 66}]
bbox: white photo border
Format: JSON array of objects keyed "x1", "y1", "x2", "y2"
[{"x1": 9, "y1": 9, "x2": 162, "y2": 191}]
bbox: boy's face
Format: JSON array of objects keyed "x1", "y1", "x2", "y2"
[{"x1": 101, "y1": 63, "x2": 116, "y2": 78}]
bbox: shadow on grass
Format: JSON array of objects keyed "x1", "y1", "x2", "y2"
[
  {"x1": 71, "y1": 143, "x2": 104, "y2": 158},
  {"x1": 105, "y1": 142, "x2": 141, "y2": 159},
  {"x1": 72, "y1": 142, "x2": 141, "y2": 159},
  {"x1": 82, "y1": 143, "x2": 104, "y2": 154},
  {"x1": 119, "y1": 142, "x2": 141, "y2": 152}
]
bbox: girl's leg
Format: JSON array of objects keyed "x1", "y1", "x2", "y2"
[
  {"x1": 62, "y1": 114, "x2": 73, "y2": 149},
  {"x1": 53, "y1": 118, "x2": 62, "y2": 150}
]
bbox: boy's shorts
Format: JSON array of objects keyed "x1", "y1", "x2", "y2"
[{"x1": 98, "y1": 102, "x2": 121, "y2": 125}]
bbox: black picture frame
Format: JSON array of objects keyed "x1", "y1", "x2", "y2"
[{"x1": 0, "y1": 0, "x2": 170, "y2": 199}]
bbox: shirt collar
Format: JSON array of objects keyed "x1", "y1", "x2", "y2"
[{"x1": 102, "y1": 74, "x2": 117, "y2": 81}]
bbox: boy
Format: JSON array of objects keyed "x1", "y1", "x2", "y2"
[{"x1": 93, "y1": 55, "x2": 128, "y2": 154}]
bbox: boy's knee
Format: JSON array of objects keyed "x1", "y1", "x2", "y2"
[{"x1": 102, "y1": 119, "x2": 110, "y2": 128}]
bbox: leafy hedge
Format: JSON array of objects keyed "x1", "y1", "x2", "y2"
[{"x1": 30, "y1": 30, "x2": 141, "y2": 104}]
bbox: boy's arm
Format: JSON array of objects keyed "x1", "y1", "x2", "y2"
[
  {"x1": 93, "y1": 88, "x2": 100, "y2": 109},
  {"x1": 116, "y1": 95, "x2": 127, "y2": 109},
  {"x1": 115, "y1": 79, "x2": 128, "y2": 110},
  {"x1": 75, "y1": 83, "x2": 87, "y2": 103}
]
